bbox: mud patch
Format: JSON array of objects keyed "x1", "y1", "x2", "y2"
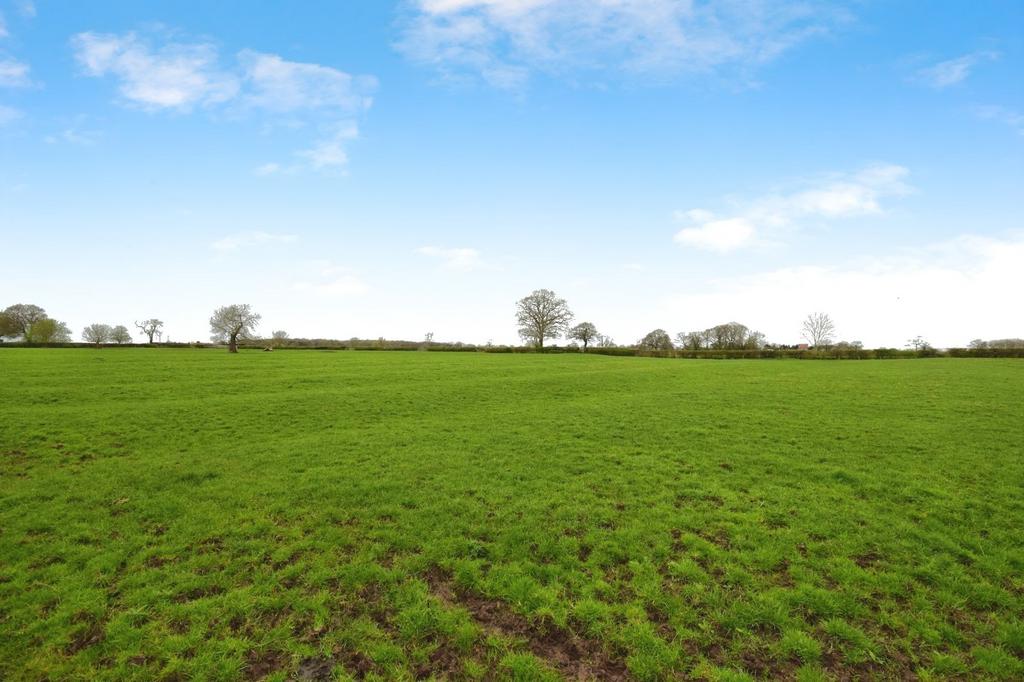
[
  {"x1": 425, "y1": 568, "x2": 630, "y2": 680},
  {"x1": 296, "y1": 656, "x2": 334, "y2": 681},
  {"x1": 244, "y1": 647, "x2": 288, "y2": 680}
]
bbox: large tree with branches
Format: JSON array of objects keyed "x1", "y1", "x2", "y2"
[
  {"x1": 210, "y1": 304, "x2": 261, "y2": 353},
  {"x1": 515, "y1": 289, "x2": 573, "y2": 349},
  {"x1": 135, "y1": 319, "x2": 164, "y2": 344},
  {"x1": 801, "y1": 312, "x2": 836, "y2": 348},
  {"x1": 567, "y1": 322, "x2": 599, "y2": 352}
]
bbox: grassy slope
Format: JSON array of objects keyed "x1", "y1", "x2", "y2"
[{"x1": 0, "y1": 349, "x2": 1022, "y2": 681}]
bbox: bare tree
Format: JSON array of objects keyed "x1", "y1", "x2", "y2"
[
  {"x1": 595, "y1": 334, "x2": 616, "y2": 348},
  {"x1": 210, "y1": 304, "x2": 261, "y2": 353},
  {"x1": 638, "y1": 329, "x2": 674, "y2": 351},
  {"x1": 1, "y1": 304, "x2": 48, "y2": 341},
  {"x1": 82, "y1": 323, "x2": 113, "y2": 346},
  {"x1": 801, "y1": 312, "x2": 836, "y2": 348},
  {"x1": 906, "y1": 336, "x2": 931, "y2": 351},
  {"x1": 515, "y1": 289, "x2": 573, "y2": 349},
  {"x1": 135, "y1": 319, "x2": 164, "y2": 344},
  {"x1": 567, "y1": 322, "x2": 599, "y2": 352},
  {"x1": 111, "y1": 325, "x2": 132, "y2": 344}
]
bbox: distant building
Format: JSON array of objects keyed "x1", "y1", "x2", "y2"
[{"x1": 797, "y1": 343, "x2": 809, "y2": 350}]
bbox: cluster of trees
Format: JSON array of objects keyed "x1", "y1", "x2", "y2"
[
  {"x1": 3, "y1": 296, "x2": 1022, "y2": 354},
  {"x1": 0, "y1": 304, "x2": 72, "y2": 343},
  {"x1": 82, "y1": 324, "x2": 133, "y2": 346},
  {"x1": 969, "y1": 338, "x2": 1024, "y2": 350},
  {"x1": 514, "y1": 289, "x2": 794, "y2": 353}
]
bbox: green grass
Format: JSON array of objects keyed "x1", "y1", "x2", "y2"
[{"x1": 1, "y1": 349, "x2": 1022, "y2": 681}]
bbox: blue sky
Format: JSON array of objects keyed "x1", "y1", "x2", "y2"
[{"x1": 1, "y1": 0, "x2": 1022, "y2": 347}]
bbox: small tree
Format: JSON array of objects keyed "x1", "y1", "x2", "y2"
[
  {"x1": 135, "y1": 319, "x2": 164, "y2": 344},
  {"x1": 270, "y1": 330, "x2": 289, "y2": 348},
  {"x1": 906, "y1": 336, "x2": 931, "y2": 351},
  {"x1": 27, "y1": 317, "x2": 57, "y2": 342},
  {"x1": 968, "y1": 339, "x2": 988, "y2": 350},
  {"x1": 83, "y1": 323, "x2": 113, "y2": 346},
  {"x1": 210, "y1": 304, "x2": 261, "y2": 353},
  {"x1": 515, "y1": 289, "x2": 573, "y2": 349},
  {"x1": 111, "y1": 325, "x2": 132, "y2": 344},
  {"x1": 801, "y1": 312, "x2": 835, "y2": 349},
  {"x1": 595, "y1": 334, "x2": 616, "y2": 348},
  {"x1": 567, "y1": 322, "x2": 599, "y2": 352},
  {"x1": 638, "y1": 329, "x2": 674, "y2": 351}
]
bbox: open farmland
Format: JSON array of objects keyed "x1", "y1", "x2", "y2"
[{"x1": 1, "y1": 350, "x2": 1022, "y2": 681}]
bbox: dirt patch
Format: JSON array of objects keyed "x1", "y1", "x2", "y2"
[
  {"x1": 296, "y1": 656, "x2": 334, "y2": 681},
  {"x1": 65, "y1": 619, "x2": 105, "y2": 655},
  {"x1": 425, "y1": 568, "x2": 631, "y2": 680},
  {"x1": 173, "y1": 585, "x2": 226, "y2": 603},
  {"x1": 853, "y1": 551, "x2": 883, "y2": 569},
  {"x1": 244, "y1": 647, "x2": 288, "y2": 681},
  {"x1": 413, "y1": 642, "x2": 465, "y2": 679}
]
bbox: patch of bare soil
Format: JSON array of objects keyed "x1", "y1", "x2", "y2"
[
  {"x1": 425, "y1": 567, "x2": 631, "y2": 680},
  {"x1": 244, "y1": 647, "x2": 289, "y2": 681}
]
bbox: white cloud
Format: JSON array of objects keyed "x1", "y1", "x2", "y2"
[
  {"x1": 0, "y1": 57, "x2": 30, "y2": 87},
  {"x1": 660, "y1": 234, "x2": 1024, "y2": 348},
  {"x1": 398, "y1": 0, "x2": 850, "y2": 88},
  {"x1": 71, "y1": 32, "x2": 239, "y2": 109},
  {"x1": 44, "y1": 127, "x2": 101, "y2": 145},
  {"x1": 296, "y1": 123, "x2": 359, "y2": 169},
  {"x1": 917, "y1": 51, "x2": 997, "y2": 89},
  {"x1": 417, "y1": 245, "x2": 485, "y2": 270},
  {"x1": 238, "y1": 50, "x2": 376, "y2": 113},
  {"x1": 972, "y1": 104, "x2": 1024, "y2": 137},
  {"x1": 291, "y1": 261, "x2": 368, "y2": 297},
  {"x1": 253, "y1": 162, "x2": 282, "y2": 176},
  {"x1": 674, "y1": 217, "x2": 756, "y2": 252},
  {"x1": 18, "y1": 2, "x2": 36, "y2": 19},
  {"x1": 211, "y1": 231, "x2": 298, "y2": 251},
  {"x1": 71, "y1": 31, "x2": 376, "y2": 172},
  {"x1": 674, "y1": 163, "x2": 910, "y2": 252},
  {"x1": 0, "y1": 103, "x2": 20, "y2": 125}
]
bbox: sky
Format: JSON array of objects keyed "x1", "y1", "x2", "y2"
[{"x1": 1, "y1": 0, "x2": 1022, "y2": 348}]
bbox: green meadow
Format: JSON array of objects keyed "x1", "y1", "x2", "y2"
[{"x1": 1, "y1": 349, "x2": 1022, "y2": 681}]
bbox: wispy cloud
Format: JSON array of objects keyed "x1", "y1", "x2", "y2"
[
  {"x1": 417, "y1": 245, "x2": 485, "y2": 271},
  {"x1": 397, "y1": 0, "x2": 851, "y2": 89},
  {"x1": 972, "y1": 104, "x2": 1024, "y2": 137},
  {"x1": 253, "y1": 162, "x2": 283, "y2": 176},
  {"x1": 0, "y1": 57, "x2": 30, "y2": 87},
  {"x1": 297, "y1": 122, "x2": 360, "y2": 170},
  {"x1": 238, "y1": 50, "x2": 376, "y2": 114},
  {"x1": 0, "y1": 103, "x2": 20, "y2": 125},
  {"x1": 71, "y1": 29, "x2": 377, "y2": 171},
  {"x1": 211, "y1": 231, "x2": 298, "y2": 251},
  {"x1": 44, "y1": 128, "x2": 101, "y2": 145},
  {"x1": 0, "y1": 13, "x2": 8, "y2": 39},
  {"x1": 291, "y1": 261, "x2": 368, "y2": 297},
  {"x1": 71, "y1": 32, "x2": 238, "y2": 109},
  {"x1": 674, "y1": 164, "x2": 911, "y2": 252},
  {"x1": 917, "y1": 51, "x2": 997, "y2": 89},
  {"x1": 18, "y1": 2, "x2": 36, "y2": 19}
]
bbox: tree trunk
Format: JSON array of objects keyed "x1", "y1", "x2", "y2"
[
  {"x1": 148, "y1": 332, "x2": 155, "y2": 344},
  {"x1": 583, "y1": 340, "x2": 588, "y2": 352},
  {"x1": 228, "y1": 333, "x2": 238, "y2": 353}
]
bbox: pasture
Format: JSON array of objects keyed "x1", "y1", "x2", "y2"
[{"x1": 0, "y1": 350, "x2": 1022, "y2": 680}]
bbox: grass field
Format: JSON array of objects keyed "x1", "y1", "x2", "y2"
[{"x1": 1, "y1": 350, "x2": 1022, "y2": 681}]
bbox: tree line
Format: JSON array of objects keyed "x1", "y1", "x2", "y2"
[{"x1": 2, "y1": 295, "x2": 1022, "y2": 353}]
